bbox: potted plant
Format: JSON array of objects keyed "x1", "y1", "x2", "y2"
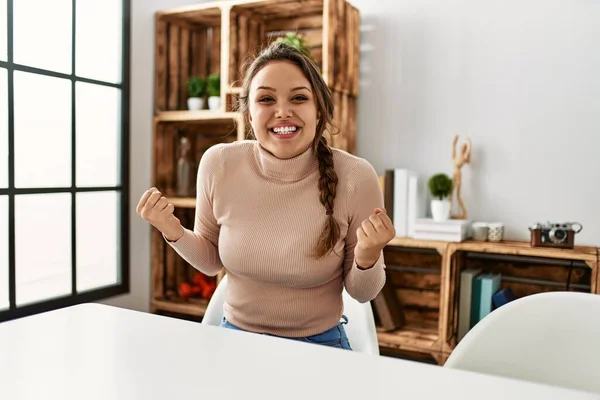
[
  {"x1": 207, "y1": 73, "x2": 221, "y2": 111},
  {"x1": 275, "y1": 31, "x2": 312, "y2": 59},
  {"x1": 186, "y1": 76, "x2": 206, "y2": 110},
  {"x1": 428, "y1": 173, "x2": 453, "y2": 221}
]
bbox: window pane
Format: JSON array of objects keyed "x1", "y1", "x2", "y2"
[
  {"x1": 76, "y1": 83, "x2": 120, "y2": 187},
  {"x1": 0, "y1": 68, "x2": 7, "y2": 188},
  {"x1": 13, "y1": 0, "x2": 72, "y2": 74},
  {"x1": 76, "y1": 191, "x2": 119, "y2": 292},
  {"x1": 14, "y1": 72, "x2": 71, "y2": 188},
  {"x1": 0, "y1": 196, "x2": 8, "y2": 311},
  {"x1": 0, "y1": 0, "x2": 6, "y2": 62},
  {"x1": 15, "y1": 193, "x2": 71, "y2": 306},
  {"x1": 76, "y1": 0, "x2": 122, "y2": 83}
]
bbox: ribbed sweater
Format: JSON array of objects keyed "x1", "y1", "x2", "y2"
[{"x1": 166, "y1": 140, "x2": 386, "y2": 337}]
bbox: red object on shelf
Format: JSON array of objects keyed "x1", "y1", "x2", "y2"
[{"x1": 178, "y1": 282, "x2": 192, "y2": 300}]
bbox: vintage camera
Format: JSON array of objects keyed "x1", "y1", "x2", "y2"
[{"x1": 529, "y1": 221, "x2": 582, "y2": 249}]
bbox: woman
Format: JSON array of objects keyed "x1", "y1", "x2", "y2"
[{"x1": 137, "y1": 43, "x2": 395, "y2": 350}]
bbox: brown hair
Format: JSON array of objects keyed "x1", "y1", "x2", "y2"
[{"x1": 238, "y1": 42, "x2": 339, "y2": 258}]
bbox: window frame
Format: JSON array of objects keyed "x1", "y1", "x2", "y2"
[{"x1": 0, "y1": 0, "x2": 131, "y2": 322}]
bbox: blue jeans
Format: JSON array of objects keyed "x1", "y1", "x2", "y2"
[{"x1": 219, "y1": 315, "x2": 353, "y2": 351}]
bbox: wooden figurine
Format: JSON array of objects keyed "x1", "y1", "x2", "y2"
[{"x1": 450, "y1": 134, "x2": 471, "y2": 220}]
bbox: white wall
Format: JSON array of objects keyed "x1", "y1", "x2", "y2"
[
  {"x1": 353, "y1": 0, "x2": 600, "y2": 245},
  {"x1": 104, "y1": 0, "x2": 600, "y2": 311}
]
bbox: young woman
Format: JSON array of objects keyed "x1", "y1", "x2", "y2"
[{"x1": 137, "y1": 43, "x2": 395, "y2": 350}]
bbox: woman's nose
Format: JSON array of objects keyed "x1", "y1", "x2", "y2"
[{"x1": 275, "y1": 104, "x2": 293, "y2": 118}]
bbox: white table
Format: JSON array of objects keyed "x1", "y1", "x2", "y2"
[{"x1": 1, "y1": 303, "x2": 598, "y2": 400}]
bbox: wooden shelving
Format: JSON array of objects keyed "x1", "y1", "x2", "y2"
[
  {"x1": 377, "y1": 319, "x2": 439, "y2": 352},
  {"x1": 374, "y1": 236, "x2": 600, "y2": 364},
  {"x1": 152, "y1": 297, "x2": 208, "y2": 317},
  {"x1": 169, "y1": 197, "x2": 196, "y2": 208},
  {"x1": 155, "y1": 110, "x2": 242, "y2": 122}
]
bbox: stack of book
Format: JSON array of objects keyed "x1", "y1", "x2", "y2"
[
  {"x1": 412, "y1": 218, "x2": 472, "y2": 242},
  {"x1": 457, "y1": 269, "x2": 515, "y2": 342},
  {"x1": 382, "y1": 168, "x2": 428, "y2": 237}
]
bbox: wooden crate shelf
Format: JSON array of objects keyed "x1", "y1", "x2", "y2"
[
  {"x1": 169, "y1": 197, "x2": 196, "y2": 208},
  {"x1": 154, "y1": 0, "x2": 360, "y2": 154},
  {"x1": 155, "y1": 110, "x2": 243, "y2": 124},
  {"x1": 377, "y1": 319, "x2": 439, "y2": 353},
  {"x1": 374, "y1": 236, "x2": 599, "y2": 365},
  {"x1": 155, "y1": 5, "x2": 222, "y2": 113},
  {"x1": 442, "y1": 239, "x2": 599, "y2": 354},
  {"x1": 152, "y1": 297, "x2": 209, "y2": 317}
]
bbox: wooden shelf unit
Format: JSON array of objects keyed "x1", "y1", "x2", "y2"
[
  {"x1": 379, "y1": 237, "x2": 599, "y2": 365},
  {"x1": 151, "y1": 0, "x2": 361, "y2": 319},
  {"x1": 154, "y1": 0, "x2": 360, "y2": 154},
  {"x1": 376, "y1": 238, "x2": 451, "y2": 363}
]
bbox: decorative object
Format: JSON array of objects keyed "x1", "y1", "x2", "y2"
[
  {"x1": 529, "y1": 221, "x2": 582, "y2": 249},
  {"x1": 472, "y1": 222, "x2": 489, "y2": 241},
  {"x1": 176, "y1": 136, "x2": 195, "y2": 197},
  {"x1": 207, "y1": 73, "x2": 221, "y2": 110},
  {"x1": 186, "y1": 76, "x2": 206, "y2": 110},
  {"x1": 450, "y1": 134, "x2": 471, "y2": 220},
  {"x1": 487, "y1": 222, "x2": 505, "y2": 242},
  {"x1": 274, "y1": 31, "x2": 312, "y2": 59},
  {"x1": 428, "y1": 173, "x2": 453, "y2": 222}
]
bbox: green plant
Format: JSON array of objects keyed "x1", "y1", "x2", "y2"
[
  {"x1": 274, "y1": 32, "x2": 311, "y2": 58},
  {"x1": 207, "y1": 73, "x2": 220, "y2": 97},
  {"x1": 186, "y1": 76, "x2": 206, "y2": 98},
  {"x1": 428, "y1": 173, "x2": 453, "y2": 200}
]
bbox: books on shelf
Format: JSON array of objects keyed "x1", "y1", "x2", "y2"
[
  {"x1": 383, "y1": 168, "x2": 427, "y2": 237},
  {"x1": 470, "y1": 273, "x2": 502, "y2": 329},
  {"x1": 412, "y1": 218, "x2": 472, "y2": 242},
  {"x1": 457, "y1": 270, "x2": 516, "y2": 342}
]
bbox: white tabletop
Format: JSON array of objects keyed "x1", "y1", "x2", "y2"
[{"x1": 1, "y1": 303, "x2": 598, "y2": 400}]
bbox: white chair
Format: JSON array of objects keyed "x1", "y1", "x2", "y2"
[
  {"x1": 202, "y1": 274, "x2": 380, "y2": 355},
  {"x1": 444, "y1": 291, "x2": 600, "y2": 394}
]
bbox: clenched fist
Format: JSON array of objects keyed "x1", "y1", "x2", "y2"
[
  {"x1": 136, "y1": 187, "x2": 184, "y2": 242},
  {"x1": 354, "y1": 208, "x2": 396, "y2": 269}
]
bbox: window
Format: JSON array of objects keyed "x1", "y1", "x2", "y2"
[{"x1": 0, "y1": 0, "x2": 130, "y2": 322}]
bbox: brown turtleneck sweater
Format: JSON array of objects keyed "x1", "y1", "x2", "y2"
[{"x1": 166, "y1": 140, "x2": 386, "y2": 337}]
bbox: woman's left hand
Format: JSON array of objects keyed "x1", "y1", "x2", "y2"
[{"x1": 354, "y1": 208, "x2": 396, "y2": 269}]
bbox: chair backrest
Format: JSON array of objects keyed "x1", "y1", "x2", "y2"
[
  {"x1": 202, "y1": 274, "x2": 380, "y2": 355},
  {"x1": 444, "y1": 291, "x2": 600, "y2": 394}
]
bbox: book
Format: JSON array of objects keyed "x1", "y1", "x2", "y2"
[
  {"x1": 470, "y1": 273, "x2": 501, "y2": 328},
  {"x1": 492, "y1": 287, "x2": 515, "y2": 309},
  {"x1": 457, "y1": 268, "x2": 481, "y2": 342}
]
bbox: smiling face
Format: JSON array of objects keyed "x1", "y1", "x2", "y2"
[{"x1": 248, "y1": 61, "x2": 318, "y2": 159}]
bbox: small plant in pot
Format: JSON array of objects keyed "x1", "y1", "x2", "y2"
[
  {"x1": 274, "y1": 31, "x2": 312, "y2": 59},
  {"x1": 186, "y1": 76, "x2": 206, "y2": 110},
  {"x1": 428, "y1": 173, "x2": 453, "y2": 222},
  {"x1": 207, "y1": 73, "x2": 221, "y2": 111}
]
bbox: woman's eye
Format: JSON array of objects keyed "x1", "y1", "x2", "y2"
[
  {"x1": 292, "y1": 95, "x2": 308, "y2": 101},
  {"x1": 258, "y1": 96, "x2": 274, "y2": 103}
]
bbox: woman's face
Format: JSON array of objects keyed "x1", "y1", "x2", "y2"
[{"x1": 248, "y1": 61, "x2": 317, "y2": 159}]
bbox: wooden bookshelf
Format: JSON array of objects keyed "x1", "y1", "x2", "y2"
[
  {"x1": 169, "y1": 197, "x2": 196, "y2": 208},
  {"x1": 373, "y1": 236, "x2": 599, "y2": 364},
  {"x1": 152, "y1": 297, "x2": 208, "y2": 317}
]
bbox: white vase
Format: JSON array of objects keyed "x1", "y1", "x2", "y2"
[
  {"x1": 187, "y1": 97, "x2": 204, "y2": 110},
  {"x1": 208, "y1": 96, "x2": 221, "y2": 111},
  {"x1": 431, "y1": 199, "x2": 451, "y2": 222}
]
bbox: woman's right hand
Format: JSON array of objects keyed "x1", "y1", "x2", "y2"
[{"x1": 136, "y1": 187, "x2": 184, "y2": 242}]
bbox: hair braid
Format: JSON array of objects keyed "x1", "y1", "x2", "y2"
[{"x1": 315, "y1": 136, "x2": 340, "y2": 258}]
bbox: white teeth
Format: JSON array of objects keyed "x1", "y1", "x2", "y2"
[{"x1": 272, "y1": 126, "x2": 298, "y2": 134}]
